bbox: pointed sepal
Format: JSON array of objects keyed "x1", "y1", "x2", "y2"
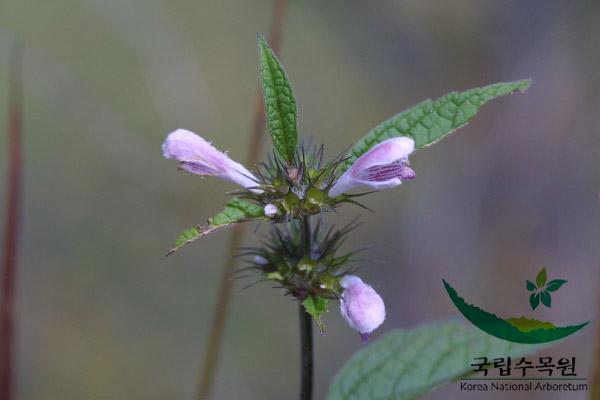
[{"x1": 302, "y1": 296, "x2": 330, "y2": 335}]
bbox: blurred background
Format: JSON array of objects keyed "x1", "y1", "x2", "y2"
[{"x1": 0, "y1": 0, "x2": 599, "y2": 399}]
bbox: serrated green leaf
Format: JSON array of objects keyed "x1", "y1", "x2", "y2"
[
  {"x1": 302, "y1": 296, "x2": 330, "y2": 334},
  {"x1": 545, "y1": 279, "x2": 567, "y2": 292},
  {"x1": 166, "y1": 198, "x2": 264, "y2": 255},
  {"x1": 258, "y1": 35, "x2": 298, "y2": 161},
  {"x1": 530, "y1": 292, "x2": 540, "y2": 310},
  {"x1": 536, "y1": 267, "x2": 547, "y2": 287},
  {"x1": 173, "y1": 227, "x2": 202, "y2": 249},
  {"x1": 526, "y1": 280, "x2": 536, "y2": 291},
  {"x1": 326, "y1": 321, "x2": 544, "y2": 400},
  {"x1": 540, "y1": 291, "x2": 552, "y2": 307},
  {"x1": 340, "y1": 80, "x2": 531, "y2": 173},
  {"x1": 207, "y1": 198, "x2": 264, "y2": 226}
]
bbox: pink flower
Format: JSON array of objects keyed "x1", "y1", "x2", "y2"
[
  {"x1": 162, "y1": 129, "x2": 259, "y2": 190},
  {"x1": 329, "y1": 137, "x2": 415, "y2": 197},
  {"x1": 340, "y1": 275, "x2": 386, "y2": 343}
]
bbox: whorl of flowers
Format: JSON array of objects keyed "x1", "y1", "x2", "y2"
[{"x1": 162, "y1": 34, "x2": 531, "y2": 340}]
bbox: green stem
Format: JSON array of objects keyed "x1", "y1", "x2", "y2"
[
  {"x1": 301, "y1": 215, "x2": 311, "y2": 255},
  {"x1": 298, "y1": 214, "x2": 313, "y2": 400},
  {"x1": 299, "y1": 303, "x2": 313, "y2": 400}
]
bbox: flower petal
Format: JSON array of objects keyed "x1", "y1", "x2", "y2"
[
  {"x1": 350, "y1": 137, "x2": 414, "y2": 172},
  {"x1": 162, "y1": 129, "x2": 217, "y2": 168},
  {"x1": 329, "y1": 137, "x2": 415, "y2": 197},
  {"x1": 358, "y1": 162, "x2": 416, "y2": 182},
  {"x1": 179, "y1": 161, "x2": 220, "y2": 176},
  {"x1": 162, "y1": 129, "x2": 259, "y2": 190}
]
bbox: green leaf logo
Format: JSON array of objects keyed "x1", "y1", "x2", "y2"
[
  {"x1": 529, "y1": 292, "x2": 540, "y2": 310},
  {"x1": 535, "y1": 267, "x2": 547, "y2": 287},
  {"x1": 526, "y1": 280, "x2": 536, "y2": 291},
  {"x1": 545, "y1": 279, "x2": 567, "y2": 292},
  {"x1": 526, "y1": 268, "x2": 567, "y2": 310},
  {"x1": 444, "y1": 280, "x2": 589, "y2": 345},
  {"x1": 540, "y1": 291, "x2": 552, "y2": 307}
]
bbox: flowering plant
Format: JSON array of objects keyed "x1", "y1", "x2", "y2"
[{"x1": 163, "y1": 35, "x2": 530, "y2": 399}]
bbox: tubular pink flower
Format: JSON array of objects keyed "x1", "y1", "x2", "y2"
[
  {"x1": 162, "y1": 129, "x2": 259, "y2": 190},
  {"x1": 339, "y1": 275, "x2": 386, "y2": 343},
  {"x1": 329, "y1": 137, "x2": 415, "y2": 197}
]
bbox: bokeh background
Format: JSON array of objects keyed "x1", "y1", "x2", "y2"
[{"x1": 0, "y1": 0, "x2": 599, "y2": 399}]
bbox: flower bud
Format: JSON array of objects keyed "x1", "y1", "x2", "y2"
[
  {"x1": 339, "y1": 275, "x2": 385, "y2": 342},
  {"x1": 283, "y1": 191, "x2": 300, "y2": 212},
  {"x1": 329, "y1": 137, "x2": 415, "y2": 197},
  {"x1": 264, "y1": 204, "x2": 278, "y2": 217},
  {"x1": 305, "y1": 186, "x2": 325, "y2": 205},
  {"x1": 253, "y1": 255, "x2": 269, "y2": 265}
]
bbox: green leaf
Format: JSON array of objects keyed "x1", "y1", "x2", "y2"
[
  {"x1": 258, "y1": 35, "x2": 298, "y2": 161},
  {"x1": 326, "y1": 321, "x2": 544, "y2": 400},
  {"x1": 530, "y1": 292, "x2": 540, "y2": 310},
  {"x1": 340, "y1": 80, "x2": 531, "y2": 173},
  {"x1": 545, "y1": 279, "x2": 567, "y2": 292},
  {"x1": 166, "y1": 198, "x2": 264, "y2": 255},
  {"x1": 536, "y1": 267, "x2": 547, "y2": 287},
  {"x1": 526, "y1": 280, "x2": 536, "y2": 291},
  {"x1": 540, "y1": 291, "x2": 552, "y2": 308},
  {"x1": 207, "y1": 198, "x2": 264, "y2": 226},
  {"x1": 302, "y1": 296, "x2": 330, "y2": 334}
]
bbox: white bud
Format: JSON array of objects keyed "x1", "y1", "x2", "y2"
[
  {"x1": 264, "y1": 204, "x2": 278, "y2": 217},
  {"x1": 253, "y1": 255, "x2": 269, "y2": 265}
]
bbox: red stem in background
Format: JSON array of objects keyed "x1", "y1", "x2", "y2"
[
  {"x1": 196, "y1": 2, "x2": 287, "y2": 399},
  {"x1": 1, "y1": 42, "x2": 23, "y2": 400}
]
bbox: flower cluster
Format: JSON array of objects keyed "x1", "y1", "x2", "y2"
[
  {"x1": 163, "y1": 125, "x2": 415, "y2": 339},
  {"x1": 162, "y1": 35, "x2": 529, "y2": 341},
  {"x1": 163, "y1": 129, "x2": 416, "y2": 216}
]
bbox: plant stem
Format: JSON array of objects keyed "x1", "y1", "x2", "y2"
[
  {"x1": 1, "y1": 42, "x2": 23, "y2": 400},
  {"x1": 301, "y1": 215, "x2": 311, "y2": 254},
  {"x1": 299, "y1": 303, "x2": 313, "y2": 400},
  {"x1": 298, "y1": 214, "x2": 313, "y2": 400},
  {"x1": 196, "y1": 1, "x2": 287, "y2": 399}
]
